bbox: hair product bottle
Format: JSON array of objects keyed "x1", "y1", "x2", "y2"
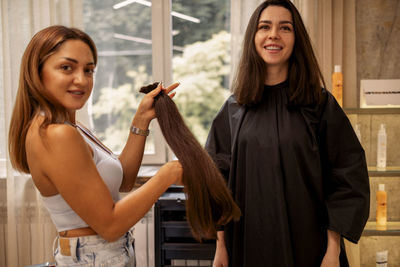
[
  {"x1": 376, "y1": 184, "x2": 387, "y2": 231},
  {"x1": 376, "y1": 250, "x2": 388, "y2": 267},
  {"x1": 332, "y1": 65, "x2": 343, "y2": 107},
  {"x1": 377, "y1": 124, "x2": 387, "y2": 171}
]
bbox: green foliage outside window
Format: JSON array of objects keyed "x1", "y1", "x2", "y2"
[
  {"x1": 92, "y1": 31, "x2": 231, "y2": 151},
  {"x1": 84, "y1": 0, "x2": 231, "y2": 152},
  {"x1": 173, "y1": 31, "x2": 231, "y2": 145}
]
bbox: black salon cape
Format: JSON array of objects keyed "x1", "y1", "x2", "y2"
[{"x1": 205, "y1": 82, "x2": 370, "y2": 267}]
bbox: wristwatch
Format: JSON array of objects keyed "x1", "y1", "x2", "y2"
[{"x1": 130, "y1": 125, "x2": 150, "y2": 137}]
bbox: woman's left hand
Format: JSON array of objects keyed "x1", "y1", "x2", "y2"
[
  {"x1": 321, "y1": 229, "x2": 340, "y2": 267},
  {"x1": 320, "y1": 251, "x2": 340, "y2": 267},
  {"x1": 134, "y1": 82, "x2": 179, "y2": 126}
]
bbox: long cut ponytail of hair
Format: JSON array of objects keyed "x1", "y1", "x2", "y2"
[{"x1": 140, "y1": 83, "x2": 241, "y2": 241}]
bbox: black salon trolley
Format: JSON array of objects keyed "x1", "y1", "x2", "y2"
[{"x1": 154, "y1": 186, "x2": 216, "y2": 267}]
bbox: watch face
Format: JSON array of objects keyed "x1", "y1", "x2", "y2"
[{"x1": 131, "y1": 126, "x2": 149, "y2": 136}]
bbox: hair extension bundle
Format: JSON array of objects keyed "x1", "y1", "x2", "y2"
[{"x1": 140, "y1": 83, "x2": 241, "y2": 241}]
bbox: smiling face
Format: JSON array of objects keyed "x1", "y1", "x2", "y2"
[
  {"x1": 254, "y1": 5, "x2": 295, "y2": 73},
  {"x1": 40, "y1": 39, "x2": 95, "y2": 116}
]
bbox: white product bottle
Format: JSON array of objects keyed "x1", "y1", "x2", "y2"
[
  {"x1": 376, "y1": 250, "x2": 388, "y2": 267},
  {"x1": 355, "y1": 123, "x2": 362, "y2": 143},
  {"x1": 377, "y1": 124, "x2": 387, "y2": 171}
]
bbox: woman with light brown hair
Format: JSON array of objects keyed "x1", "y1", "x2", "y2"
[
  {"x1": 8, "y1": 25, "x2": 182, "y2": 266},
  {"x1": 206, "y1": 0, "x2": 370, "y2": 266}
]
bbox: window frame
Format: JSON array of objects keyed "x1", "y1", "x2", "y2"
[
  {"x1": 81, "y1": 0, "x2": 173, "y2": 165},
  {"x1": 142, "y1": 0, "x2": 173, "y2": 164}
]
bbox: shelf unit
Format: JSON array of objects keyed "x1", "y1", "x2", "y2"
[
  {"x1": 364, "y1": 170, "x2": 400, "y2": 236},
  {"x1": 154, "y1": 187, "x2": 215, "y2": 267},
  {"x1": 343, "y1": 108, "x2": 400, "y2": 266}
]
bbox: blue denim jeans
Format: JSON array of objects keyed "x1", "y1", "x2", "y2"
[{"x1": 54, "y1": 231, "x2": 135, "y2": 266}]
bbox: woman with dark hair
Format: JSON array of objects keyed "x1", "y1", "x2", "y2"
[
  {"x1": 8, "y1": 25, "x2": 182, "y2": 266},
  {"x1": 206, "y1": 1, "x2": 370, "y2": 266}
]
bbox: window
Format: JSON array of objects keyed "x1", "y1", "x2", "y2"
[
  {"x1": 83, "y1": 0, "x2": 161, "y2": 163},
  {"x1": 171, "y1": 0, "x2": 231, "y2": 146},
  {"x1": 82, "y1": 0, "x2": 231, "y2": 164}
]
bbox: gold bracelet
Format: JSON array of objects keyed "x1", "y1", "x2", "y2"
[{"x1": 130, "y1": 125, "x2": 150, "y2": 136}]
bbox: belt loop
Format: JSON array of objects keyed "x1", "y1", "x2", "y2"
[
  {"x1": 59, "y1": 237, "x2": 79, "y2": 262},
  {"x1": 70, "y1": 238, "x2": 79, "y2": 262},
  {"x1": 53, "y1": 235, "x2": 59, "y2": 257},
  {"x1": 128, "y1": 228, "x2": 135, "y2": 247},
  {"x1": 124, "y1": 229, "x2": 135, "y2": 261}
]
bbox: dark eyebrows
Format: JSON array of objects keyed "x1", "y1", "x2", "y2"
[
  {"x1": 62, "y1": 57, "x2": 95, "y2": 66},
  {"x1": 258, "y1": 20, "x2": 293, "y2": 25}
]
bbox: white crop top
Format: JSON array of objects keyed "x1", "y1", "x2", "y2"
[{"x1": 40, "y1": 124, "x2": 123, "y2": 232}]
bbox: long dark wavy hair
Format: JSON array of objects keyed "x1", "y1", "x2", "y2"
[
  {"x1": 8, "y1": 25, "x2": 97, "y2": 173},
  {"x1": 141, "y1": 83, "x2": 241, "y2": 241},
  {"x1": 233, "y1": 0, "x2": 325, "y2": 106}
]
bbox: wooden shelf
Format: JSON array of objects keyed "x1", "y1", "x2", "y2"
[
  {"x1": 368, "y1": 166, "x2": 400, "y2": 177},
  {"x1": 344, "y1": 108, "x2": 400, "y2": 114},
  {"x1": 362, "y1": 221, "x2": 400, "y2": 236}
]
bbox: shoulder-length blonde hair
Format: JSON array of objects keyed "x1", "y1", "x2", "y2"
[
  {"x1": 8, "y1": 25, "x2": 97, "y2": 173},
  {"x1": 233, "y1": 0, "x2": 325, "y2": 107}
]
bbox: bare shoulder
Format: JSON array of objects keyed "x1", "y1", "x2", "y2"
[
  {"x1": 41, "y1": 124, "x2": 95, "y2": 167},
  {"x1": 26, "y1": 121, "x2": 91, "y2": 173},
  {"x1": 46, "y1": 123, "x2": 82, "y2": 143},
  {"x1": 26, "y1": 120, "x2": 91, "y2": 195},
  {"x1": 27, "y1": 122, "x2": 85, "y2": 154}
]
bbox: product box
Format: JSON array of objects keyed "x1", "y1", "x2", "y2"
[{"x1": 360, "y1": 79, "x2": 400, "y2": 108}]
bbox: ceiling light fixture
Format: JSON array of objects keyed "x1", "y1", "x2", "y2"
[
  {"x1": 114, "y1": 33, "x2": 152, "y2": 44},
  {"x1": 113, "y1": 0, "x2": 200, "y2": 23},
  {"x1": 113, "y1": 33, "x2": 185, "y2": 52}
]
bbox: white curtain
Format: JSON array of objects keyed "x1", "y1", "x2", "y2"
[
  {"x1": 0, "y1": 1, "x2": 83, "y2": 266},
  {"x1": 292, "y1": 0, "x2": 358, "y2": 108}
]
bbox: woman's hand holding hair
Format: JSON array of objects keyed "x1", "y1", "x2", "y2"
[
  {"x1": 120, "y1": 82, "x2": 179, "y2": 191},
  {"x1": 156, "y1": 160, "x2": 183, "y2": 186},
  {"x1": 133, "y1": 82, "x2": 179, "y2": 128},
  {"x1": 163, "y1": 82, "x2": 179, "y2": 99}
]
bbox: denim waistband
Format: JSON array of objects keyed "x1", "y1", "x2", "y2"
[{"x1": 54, "y1": 229, "x2": 134, "y2": 259}]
